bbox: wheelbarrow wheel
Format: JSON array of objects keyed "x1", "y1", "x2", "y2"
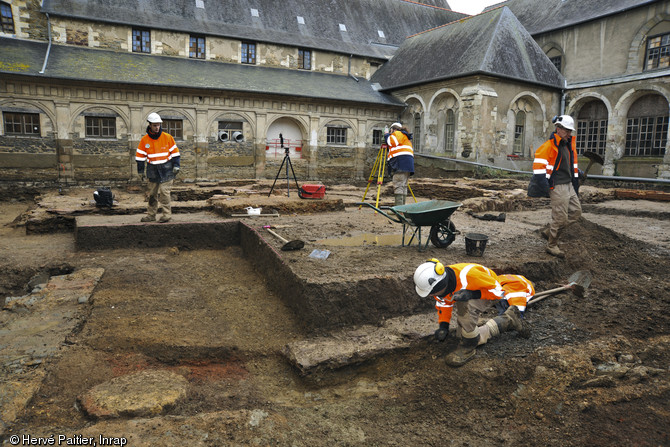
[{"x1": 430, "y1": 220, "x2": 457, "y2": 248}]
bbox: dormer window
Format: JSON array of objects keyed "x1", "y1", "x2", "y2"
[
  {"x1": 1, "y1": 2, "x2": 14, "y2": 34},
  {"x1": 645, "y1": 33, "x2": 670, "y2": 70}
]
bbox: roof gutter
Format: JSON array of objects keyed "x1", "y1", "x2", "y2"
[{"x1": 39, "y1": 13, "x2": 52, "y2": 74}]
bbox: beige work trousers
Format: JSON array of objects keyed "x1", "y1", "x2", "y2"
[
  {"x1": 146, "y1": 180, "x2": 173, "y2": 219},
  {"x1": 392, "y1": 171, "x2": 410, "y2": 195},
  {"x1": 547, "y1": 182, "x2": 582, "y2": 248},
  {"x1": 454, "y1": 298, "x2": 497, "y2": 344}
]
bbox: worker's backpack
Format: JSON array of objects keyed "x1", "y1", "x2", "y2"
[{"x1": 93, "y1": 187, "x2": 114, "y2": 207}]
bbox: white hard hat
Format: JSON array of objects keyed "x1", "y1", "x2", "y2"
[
  {"x1": 553, "y1": 115, "x2": 575, "y2": 131},
  {"x1": 391, "y1": 122, "x2": 402, "y2": 129},
  {"x1": 147, "y1": 112, "x2": 163, "y2": 123},
  {"x1": 414, "y1": 259, "x2": 446, "y2": 297}
]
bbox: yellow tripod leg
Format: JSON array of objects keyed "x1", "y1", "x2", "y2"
[
  {"x1": 407, "y1": 182, "x2": 417, "y2": 203},
  {"x1": 359, "y1": 146, "x2": 385, "y2": 208},
  {"x1": 375, "y1": 147, "x2": 388, "y2": 209}
]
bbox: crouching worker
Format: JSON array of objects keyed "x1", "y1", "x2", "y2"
[{"x1": 413, "y1": 259, "x2": 534, "y2": 367}]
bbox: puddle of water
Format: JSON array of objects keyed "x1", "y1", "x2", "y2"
[{"x1": 315, "y1": 233, "x2": 404, "y2": 247}]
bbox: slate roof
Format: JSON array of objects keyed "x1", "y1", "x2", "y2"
[
  {"x1": 370, "y1": 6, "x2": 565, "y2": 91},
  {"x1": 41, "y1": 0, "x2": 466, "y2": 60},
  {"x1": 0, "y1": 37, "x2": 404, "y2": 106},
  {"x1": 484, "y1": 0, "x2": 657, "y2": 35}
]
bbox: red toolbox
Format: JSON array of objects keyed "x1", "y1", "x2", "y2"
[{"x1": 298, "y1": 184, "x2": 325, "y2": 199}]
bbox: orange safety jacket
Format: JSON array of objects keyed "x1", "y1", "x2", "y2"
[
  {"x1": 136, "y1": 132, "x2": 180, "y2": 165},
  {"x1": 532, "y1": 132, "x2": 579, "y2": 189},
  {"x1": 433, "y1": 263, "x2": 505, "y2": 324},
  {"x1": 386, "y1": 130, "x2": 414, "y2": 160},
  {"x1": 498, "y1": 274, "x2": 535, "y2": 312}
]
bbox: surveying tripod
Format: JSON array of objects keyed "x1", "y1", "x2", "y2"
[{"x1": 359, "y1": 143, "x2": 416, "y2": 209}]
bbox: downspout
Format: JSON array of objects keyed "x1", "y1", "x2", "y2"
[
  {"x1": 348, "y1": 54, "x2": 359, "y2": 82},
  {"x1": 39, "y1": 13, "x2": 52, "y2": 74}
]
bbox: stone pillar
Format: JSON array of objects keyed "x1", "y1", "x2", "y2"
[
  {"x1": 255, "y1": 113, "x2": 267, "y2": 179},
  {"x1": 129, "y1": 106, "x2": 143, "y2": 178},
  {"x1": 195, "y1": 108, "x2": 209, "y2": 180},
  {"x1": 308, "y1": 115, "x2": 320, "y2": 179},
  {"x1": 354, "y1": 118, "x2": 367, "y2": 181},
  {"x1": 55, "y1": 101, "x2": 74, "y2": 184}
]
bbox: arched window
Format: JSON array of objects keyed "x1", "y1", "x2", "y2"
[
  {"x1": 625, "y1": 94, "x2": 669, "y2": 156},
  {"x1": 576, "y1": 101, "x2": 608, "y2": 155},
  {"x1": 513, "y1": 111, "x2": 525, "y2": 155},
  {"x1": 413, "y1": 113, "x2": 421, "y2": 153},
  {"x1": 444, "y1": 109, "x2": 455, "y2": 153},
  {"x1": 0, "y1": 2, "x2": 14, "y2": 34}
]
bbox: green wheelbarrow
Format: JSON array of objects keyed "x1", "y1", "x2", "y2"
[{"x1": 356, "y1": 199, "x2": 462, "y2": 251}]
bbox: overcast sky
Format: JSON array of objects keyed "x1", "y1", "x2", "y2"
[{"x1": 447, "y1": 0, "x2": 503, "y2": 15}]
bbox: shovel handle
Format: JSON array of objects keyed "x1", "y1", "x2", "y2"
[
  {"x1": 265, "y1": 227, "x2": 288, "y2": 244},
  {"x1": 527, "y1": 284, "x2": 573, "y2": 306}
]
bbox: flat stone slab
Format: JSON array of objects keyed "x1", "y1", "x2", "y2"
[
  {"x1": 0, "y1": 268, "x2": 104, "y2": 436},
  {"x1": 78, "y1": 369, "x2": 189, "y2": 419},
  {"x1": 283, "y1": 312, "x2": 436, "y2": 375}
]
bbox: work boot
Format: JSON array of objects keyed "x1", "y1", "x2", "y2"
[
  {"x1": 394, "y1": 194, "x2": 404, "y2": 206},
  {"x1": 158, "y1": 215, "x2": 172, "y2": 223},
  {"x1": 140, "y1": 215, "x2": 155, "y2": 222},
  {"x1": 445, "y1": 334, "x2": 481, "y2": 367},
  {"x1": 545, "y1": 244, "x2": 564, "y2": 258},
  {"x1": 493, "y1": 305, "x2": 530, "y2": 338}
]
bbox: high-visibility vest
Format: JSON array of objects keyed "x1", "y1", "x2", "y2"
[
  {"x1": 498, "y1": 274, "x2": 535, "y2": 312},
  {"x1": 386, "y1": 130, "x2": 414, "y2": 160},
  {"x1": 136, "y1": 132, "x2": 179, "y2": 165},
  {"x1": 532, "y1": 133, "x2": 579, "y2": 186},
  {"x1": 433, "y1": 263, "x2": 504, "y2": 324}
]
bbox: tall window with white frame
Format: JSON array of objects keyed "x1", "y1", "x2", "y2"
[
  {"x1": 132, "y1": 29, "x2": 150, "y2": 53},
  {"x1": 241, "y1": 42, "x2": 256, "y2": 64},
  {"x1": 444, "y1": 109, "x2": 456, "y2": 153},
  {"x1": 0, "y1": 2, "x2": 14, "y2": 34},
  {"x1": 576, "y1": 101, "x2": 608, "y2": 156},
  {"x1": 327, "y1": 127, "x2": 346, "y2": 144},
  {"x1": 513, "y1": 111, "x2": 526, "y2": 155},
  {"x1": 625, "y1": 95, "x2": 669, "y2": 156},
  {"x1": 189, "y1": 36, "x2": 205, "y2": 59},
  {"x1": 645, "y1": 33, "x2": 670, "y2": 70},
  {"x1": 3, "y1": 112, "x2": 40, "y2": 135},
  {"x1": 413, "y1": 113, "x2": 421, "y2": 153},
  {"x1": 298, "y1": 49, "x2": 311, "y2": 70}
]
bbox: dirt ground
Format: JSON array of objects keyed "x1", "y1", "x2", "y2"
[{"x1": 1, "y1": 177, "x2": 669, "y2": 446}]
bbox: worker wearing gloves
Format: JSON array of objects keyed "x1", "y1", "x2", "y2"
[
  {"x1": 413, "y1": 259, "x2": 533, "y2": 367},
  {"x1": 136, "y1": 112, "x2": 181, "y2": 223},
  {"x1": 384, "y1": 122, "x2": 414, "y2": 206},
  {"x1": 528, "y1": 114, "x2": 582, "y2": 257}
]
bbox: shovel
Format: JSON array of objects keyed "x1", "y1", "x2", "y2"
[
  {"x1": 527, "y1": 270, "x2": 592, "y2": 306},
  {"x1": 263, "y1": 226, "x2": 305, "y2": 251}
]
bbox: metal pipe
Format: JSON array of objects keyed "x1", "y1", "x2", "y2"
[
  {"x1": 39, "y1": 13, "x2": 52, "y2": 74},
  {"x1": 416, "y1": 153, "x2": 670, "y2": 184}
]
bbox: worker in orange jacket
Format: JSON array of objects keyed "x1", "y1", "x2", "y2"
[
  {"x1": 414, "y1": 260, "x2": 532, "y2": 367},
  {"x1": 136, "y1": 112, "x2": 181, "y2": 223},
  {"x1": 528, "y1": 114, "x2": 582, "y2": 257},
  {"x1": 384, "y1": 122, "x2": 414, "y2": 206}
]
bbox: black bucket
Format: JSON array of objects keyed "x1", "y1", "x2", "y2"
[{"x1": 465, "y1": 233, "x2": 488, "y2": 257}]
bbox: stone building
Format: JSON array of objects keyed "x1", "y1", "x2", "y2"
[{"x1": 0, "y1": 0, "x2": 668, "y2": 184}]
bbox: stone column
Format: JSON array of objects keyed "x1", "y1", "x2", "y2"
[
  {"x1": 308, "y1": 114, "x2": 320, "y2": 179},
  {"x1": 55, "y1": 101, "x2": 74, "y2": 184},
  {"x1": 129, "y1": 106, "x2": 143, "y2": 178},
  {"x1": 195, "y1": 107, "x2": 209, "y2": 180},
  {"x1": 255, "y1": 113, "x2": 267, "y2": 179}
]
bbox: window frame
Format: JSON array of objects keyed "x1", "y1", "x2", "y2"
[
  {"x1": 189, "y1": 35, "x2": 206, "y2": 59},
  {"x1": 625, "y1": 115, "x2": 668, "y2": 156},
  {"x1": 326, "y1": 127, "x2": 347, "y2": 145},
  {"x1": 645, "y1": 32, "x2": 670, "y2": 71},
  {"x1": 132, "y1": 28, "x2": 151, "y2": 53},
  {"x1": 513, "y1": 111, "x2": 526, "y2": 155},
  {"x1": 444, "y1": 109, "x2": 456, "y2": 153},
  {"x1": 549, "y1": 55, "x2": 562, "y2": 73},
  {"x1": 85, "y1": 116, "x2": 116, "y2": 139},
  {"x1": 163, "y1": 119, "x2": 184, "y2": 140},
  {"x1": 372, "y1": 129, "x2": 383, "y2": 146},
  {"x1": 298, "y1": 48, "x2": 311, "y2": 70},
  {"x1": 1, "y1": 2, "x2": 14, "y2": 34},
  {"x1": 241, "y1": 41, "x2": 256, "y2": 64},
  {"x1": 3, "y1": 112, "x2": 41, "y2": 136}
]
